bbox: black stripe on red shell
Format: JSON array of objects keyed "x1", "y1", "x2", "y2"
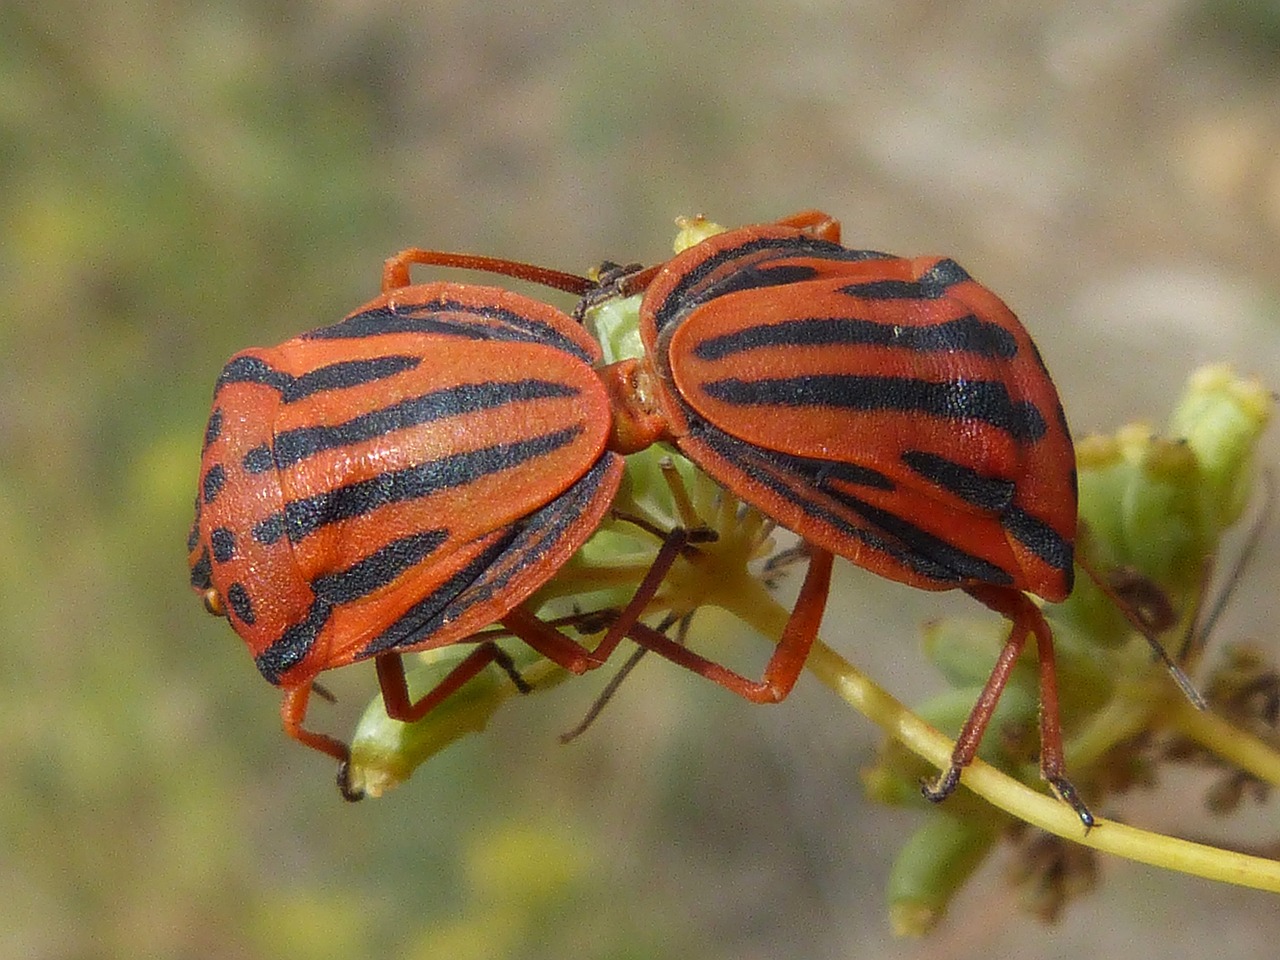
[
  {"x1": 692, "y1": 426, "x2": 1013, "y2": 588},
  {"x1": 690, "y1": 313, "x2": 1018, "y2": 362},
  {"x1": 307, "y1": 298, "x2": 596, "y2": 365},
  {"x1": 698, "y1": 374, "x2": 1047, "y2": 445},
  {"x1": 651, "y1": 235, "x2": 895, "y2": 335},
  {"x1": 214, "y1": 354, "x2": 423, "y2": 403},
  {"x1": 252, "y1": 425, "x2": 588, "y2": 546},
  {"x1": 270, "y1": 379, "x2": 580, "y2": 469}
]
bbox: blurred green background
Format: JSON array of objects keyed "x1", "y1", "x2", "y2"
[{"x1": 3, "y1": 1, "x2": 1280, "y2": 958}]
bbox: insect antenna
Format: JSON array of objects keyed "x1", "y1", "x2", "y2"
[
  {"x1": 1075, "y1": 547, "x2": 1206, "y2": 710},
  {"x1": 559, "y1": 611, "x2": 692, "y2": 743}
]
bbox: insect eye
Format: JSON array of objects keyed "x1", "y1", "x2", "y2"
[{"x1": 202, "y1": 588, "x2": 227, "y2": 618}]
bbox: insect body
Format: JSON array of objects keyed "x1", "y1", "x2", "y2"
[
  {"x1": 616, "y1": 212, "x2": 1086, "y2": 821},
  {"x1": 187, "y1": 282, "x2": 636, "y2": 793}
]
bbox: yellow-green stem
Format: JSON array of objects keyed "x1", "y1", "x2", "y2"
[
  {"x1": 722, "y1": 577, "x2": 1280, "y2": 893},
  {"x1": 1170, "y1": 697, "x2": 1280, "y2": 788}
]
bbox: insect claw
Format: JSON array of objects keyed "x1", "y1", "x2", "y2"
[
  {"x1": 924, "y1": 767, "x2": 1096, "y2": 830},
  {"x1": 1048, "y1": 776, "x2": 1096, "y2": 830},
  {"x1": 921, "y1": 765, "x2": 962, "y2": 803},
  {"x1": 337, "y1": 760, "x2": 365, "y2": 803}
]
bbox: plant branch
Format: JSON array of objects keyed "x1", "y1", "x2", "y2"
[
  {"x1": 1169, "y1": 696, "x2": 1280, "y2": 787},
  {"x1": 721, "y1": 576, "x2": 1280, "y2": 894}
]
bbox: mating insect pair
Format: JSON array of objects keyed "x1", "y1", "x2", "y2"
[{"x1": 187, "y1": 210, "x2": 1089, "y2": 820}]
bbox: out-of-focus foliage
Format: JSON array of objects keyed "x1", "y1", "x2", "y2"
[{"x1": 1201, "y1": 0, "x2": 1280, "y2": 62}]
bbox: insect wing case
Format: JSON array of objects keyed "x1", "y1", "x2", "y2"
[
  {"x1": 190, "y1": 282, "x2": 619, "y2": 689},
  {"x1": 642, "y1": 225, "x2": 1076, "y2": 601}
]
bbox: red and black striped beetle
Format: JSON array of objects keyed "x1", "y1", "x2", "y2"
[{"x1": 384, "y1": 211, "x2": 1090, "y2": 824}]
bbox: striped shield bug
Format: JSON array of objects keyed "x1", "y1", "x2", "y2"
[
  {"x1": 187, "y1": 281, "x2": 628, "y2": 794},
  {"x1": 382, "y1": 212, "x2": 1093, "y2": 824},
  {"x1": 188, "y1": 265, "x2": 829, "y2": 798},
  {"x1": 616, "y1": 211, "x2": 1090, "y2": 821}
]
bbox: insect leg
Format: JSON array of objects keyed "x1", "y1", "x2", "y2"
[
  {"x1": 558, "y1": 612, "x2": 691, "y2": 744},
  {"x1": 280, "y1": 684, "x2": 350, "y2": 762},
  {"x1": 619, "y1": 546, "x2": 835, "y2": 703},
  {"x1": 380, "y1": 249, "x2": 591, "y2": 296},
  {"x1": 374, "y1": 643, "x2": 531, "y2": 727},
  {"x1": 1028, "y1": 610, "x2": 1094, "y2": 827},
  {"x1": 490, "y1": 524, "x2": 691, "y2": 681},
  {"x1": 771, "y1": 209, "x2": 842, "y2": 242},
  {"x1": 932, "y1": 586, "x2": 1094, "y2": 828}
]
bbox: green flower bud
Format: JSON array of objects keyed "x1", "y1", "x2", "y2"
[
  {"x1": 888, "y1": 814, "x2": 999, "y2": 936},
  {"x1": 1168, "y1": 364, "x2": 1272, "y2": 532},
  {"x1": 582, "y1": 292, "x2": 644, "y2": 364},
  {"x1": 345, "y1": 646, "x2": 569, "y2": 798}
]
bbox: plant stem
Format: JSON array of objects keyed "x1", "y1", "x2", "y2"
[
  {"x1": 1169, "y1": 697, "x2": 1280, "y2": 787},
  {"x1": 720, "y1": 576, "x2": 1280, "y2": 894}
]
